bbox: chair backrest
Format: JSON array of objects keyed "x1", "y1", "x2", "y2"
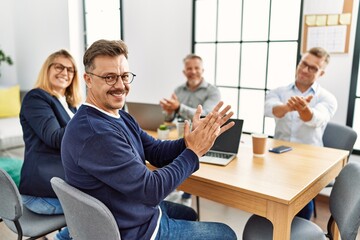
[
  {"x1": 51, "y1": 177, "x2": 121, "y2": 240},
  {"x1": 323, "y1": 122, "x2": 357, "y2": 159},
  {"x1": 329, "y1": 162, "x2": 360, "y2": 240},
  {"x1": 0, "y1": 168, "x2": 23, "y2": 222}
]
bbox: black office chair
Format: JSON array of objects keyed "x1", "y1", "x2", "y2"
[
  {"x1": 313, "y1": 122, "x2": 357, "y2": 217},
  {"x1": 242, "y1": 162, "x2": 360, "y2": 240},
  {"x1": 0, "y1": 168, "x2": 66, "y2": 240}
]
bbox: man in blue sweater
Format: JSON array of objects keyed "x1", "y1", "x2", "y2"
[{"x1": 61, "y1": 39, "x2": 237, "y2": 240}]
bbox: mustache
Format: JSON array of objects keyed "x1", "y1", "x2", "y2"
[{"x1": 108, "y1": 89, "x2": 128, "y2": 95}]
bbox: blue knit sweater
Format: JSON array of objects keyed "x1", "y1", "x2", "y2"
[{"x1": 62, "y1": 105, "x2": 199, "y2": 240}]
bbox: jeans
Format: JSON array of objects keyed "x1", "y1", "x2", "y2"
[
  {"x1": 296, "y1": 199, "x2": 314, "y2": 220},
  {"x1": 22, "y1": 195, "x2": 71, "y2": 240},
  {"x1": 155, "y1": 201, "x2": 237, "y2": 240}
]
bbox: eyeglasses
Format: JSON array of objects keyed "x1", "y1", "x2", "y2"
[
  {"x1": 51, "y1": 63, "x2": 75, "y2": 75},
  {"x1": 298, "y1": 61, "x2": 320, "y2": 74},
  {"x1": 87, "y1": 72, "x2": 136, "y2": 85}
]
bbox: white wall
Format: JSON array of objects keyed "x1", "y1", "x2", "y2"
[
  {"x1": 123, "y1": 0, "x2": 192, "y2": 104},
  {"x1": 0, "y1": 0, "x2": 358, "y2": 126},
  {"x1": 15, "y1": 0, "x2": 71, "y2": 90},
  {"x1": 0, "y1": 0, "x2": 17, "y2": 85},
  {"x1": 0, "y1": 0, "x2": 84, "y2": 96}
]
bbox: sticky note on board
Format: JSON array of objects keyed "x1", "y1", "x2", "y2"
[
  {"x1": 327, "y1": 14, "x2": 339, "y2": 25},
  {"x1": 306, "y1": 15, "x2": 316, "y2": 26},
  {"x1": 339, "y1": 13, "x2": 351, "y2": 25},
  {"x1": 316, "y1": 15, "x2": 327, "y2": 26}
]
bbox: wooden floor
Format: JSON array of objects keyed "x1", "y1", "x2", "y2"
[
  {"x1": 0, "y1": 195, "x2": 359, "y2": 239},
  {"x1": 311, "y1": 195, "x2": 335, "y2": 233}
]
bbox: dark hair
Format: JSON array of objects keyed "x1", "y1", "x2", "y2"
[
  {"x1": 83, "y1": 39, "x2": 129, "y2": 72},
  {"x1": 308, "y1": 47, "x2": 330, "y2": 66}
]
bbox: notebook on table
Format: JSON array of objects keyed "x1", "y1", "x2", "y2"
[
  {"x1": 126, "y1": 102, "x2": 165, "y2": 131},
  {"x1": 199, "y1": 118, "x2": 244, "y2": 166}
]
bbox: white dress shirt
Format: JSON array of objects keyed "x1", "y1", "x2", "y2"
[{"x1": 264, "y1": 82, "x2": 337, "y2": 146}]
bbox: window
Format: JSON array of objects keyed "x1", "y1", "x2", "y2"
[
  {"x1": 347, "y1": 2, "x2": 360, "y2": 155},
  {"x1": 193, "y1": 0, "x2": 303, "y2": 134},
  {"x1": 83, "y1": 0, "x2": 123, "y2": 49}
]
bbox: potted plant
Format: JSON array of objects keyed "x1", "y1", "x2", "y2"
[
  {"x1": 157, "y1": 124, "x2": 169, "y2": 140},
  {"x1": 0, "y1": 49, "x2": 13, "y2": 77}
]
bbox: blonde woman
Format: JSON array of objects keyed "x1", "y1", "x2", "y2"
[{"x1": 19, "y1": 49, "x2": 82, "y2": 240}]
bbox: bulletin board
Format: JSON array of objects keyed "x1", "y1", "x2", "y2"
[{"x1": 302, "y1": 0, "x2": 354, "y2": 53}]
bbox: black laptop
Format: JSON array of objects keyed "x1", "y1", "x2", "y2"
[{"x1": 199, "y1": 119, "x2": 244, "y2": 166}]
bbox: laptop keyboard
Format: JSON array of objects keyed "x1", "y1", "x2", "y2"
[{"x1": 204, "y1": 151, "x2": 233, "y2": 159}]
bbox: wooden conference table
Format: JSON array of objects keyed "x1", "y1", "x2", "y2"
[{"x1": 146, "y1": 130, "x2": 349, "y2": 240}]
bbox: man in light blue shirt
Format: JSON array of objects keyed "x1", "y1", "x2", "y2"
[
  {"x1": 265, "y1": 47, "x2": 337, "y2": 220},
  {"x1": 265, "y1": 47, "x2": 337, "y2": 146}
]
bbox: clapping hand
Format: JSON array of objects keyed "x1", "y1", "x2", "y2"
[
  {"x1": 287, "y1": 95, "x2": 313, "y2": 112},
  {"x1": 184, "y1": 101, "x2": 234, "y2": 158},
  {"x1": 160, "y1": 93, "x2": 180, "y2": 114}
]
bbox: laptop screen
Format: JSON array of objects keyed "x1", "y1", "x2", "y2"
[
  {"x1": 126, "y1": 102, "x2": 165, "y2": 131},
  {"x1": 210, "y1": 118, "x2": 244, "y2": 154}
]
